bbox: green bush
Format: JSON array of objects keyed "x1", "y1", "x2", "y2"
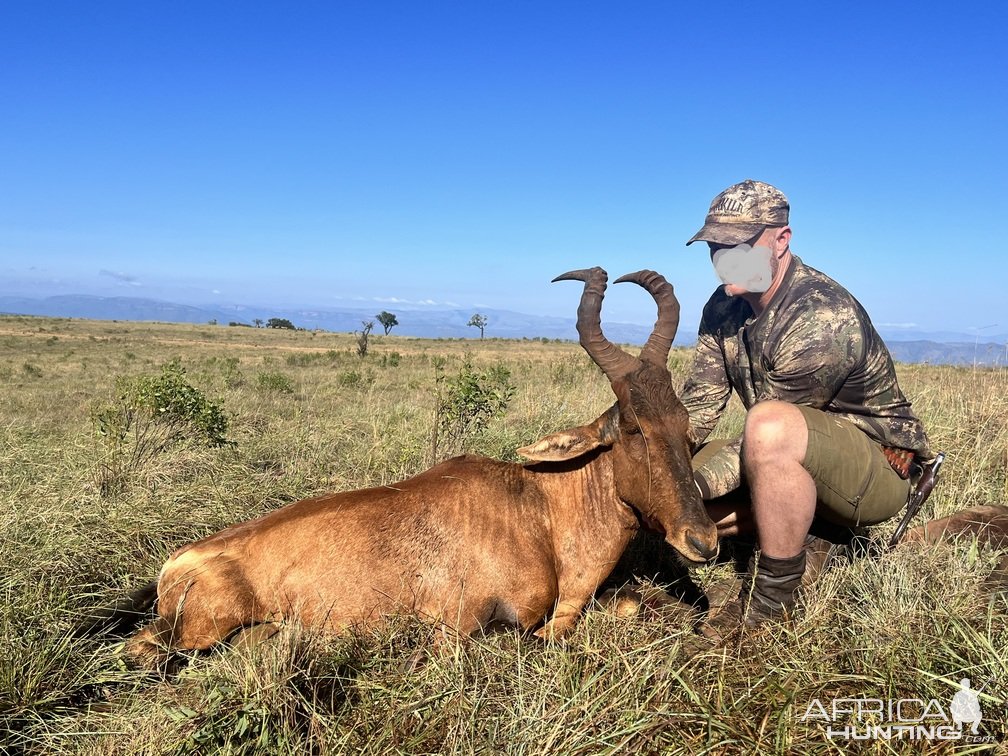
[
  {"x1": 221, "y1": 356, "x2": 244, "y2": 388},
  {"x1": 550, "y1": 355, "x2": 592, "y2": 386},
  {"x1": 338, "y1": 368, "x2": 375, "y2": 389},
  {"x1": 91, "y1": 360, "x2": 231, "y2": 495},
  {"x1": 257, "y1": 371, "x2": 295, "y2": 394},
  {"x1": 285, "y1": 350, "x2": 343, "y2": 368},
  {"x1": 433, "y1": 357, "x2": 516, "y2": 455}
]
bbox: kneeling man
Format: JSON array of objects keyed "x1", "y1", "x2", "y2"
[{"x1": 680, "y1": 179, "x2": 933, "y2": 639}]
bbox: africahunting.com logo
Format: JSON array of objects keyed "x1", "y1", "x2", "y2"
[{"x1": 799, "y1": 678, "x2": 996, "y2": 743}]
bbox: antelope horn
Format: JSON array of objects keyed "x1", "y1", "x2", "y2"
[
  {"x1": 553, "y1": 267, "x2": 639, "y2": 379},
  {"x1": 614, "y1": 269, "x2": 680, "y2": 367}
]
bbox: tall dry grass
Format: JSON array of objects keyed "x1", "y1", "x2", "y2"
[{"x1": 0, "y1": 315, "x2": 1005, "y2": 754}]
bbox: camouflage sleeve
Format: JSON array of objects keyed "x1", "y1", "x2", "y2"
[
  {"x1": 758, "y1": 302, "x2": 863, "y2": 407},
  {"x1": 693, "y1": 438, "x2": 743, "y2": 499},
  {"x1": 681, "y1": 296, "x2": 741, "y2": 500},
  {"x1": 691, "y1": 305, "x2": 864, "y2": 500},
  {"x1": 680, "y1": 326, "x2": 732, "y2": 449}
]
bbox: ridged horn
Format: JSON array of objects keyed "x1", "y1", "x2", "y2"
[
  {"x1": 553, "y1": 267, "x2": 638, "y2": 379},
  {"x1": 614, "y1": 269, "x2": 680, "y2": 367}
]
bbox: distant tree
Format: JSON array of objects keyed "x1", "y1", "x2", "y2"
[
  {"x1": 376, "y1": 311, "x2": 399, "y2": 335},
  {"x1": 207, "y1": 319, "x2": 217, "y2": 326},
  {"x1": 355, "y1": 320, "x2": 374, "y2": 357},
  {"x1": 468, "y1": 313, "x2": 488, "y2": 339},
  {"x1": 253, "y1": 318, "x2": 263, "y2": 328},
  {"x1": 266, "y1": 317, "x2": 296, "y2": 330}
]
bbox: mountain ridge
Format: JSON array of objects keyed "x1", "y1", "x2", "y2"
[{"x1": 2, "y1": 293, "x2": 1004, "y2": 367}]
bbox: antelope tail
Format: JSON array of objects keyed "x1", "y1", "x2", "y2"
[{"x1": 72, "y1": 580, "x2": 159, "y2": 637}]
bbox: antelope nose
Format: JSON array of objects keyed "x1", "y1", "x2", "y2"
[{"x1": 687, "y1": 530, "x2": 719, "y2": 561}]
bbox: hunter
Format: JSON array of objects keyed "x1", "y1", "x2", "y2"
[{"x1": 680, "y1": 179, "x2": 934, "y2": 640}]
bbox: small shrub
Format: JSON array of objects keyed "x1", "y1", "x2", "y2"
[
  {"x1": 220, "y1": 356, "x2": 244, "y2": 388},
  {"x1": 379, "y1": 352, "x2": 401, "y2": 368},
  {"x1": 355, "y1": 321, "x2": 374, "y2": 358},
  {"x1": 285, "y1": 350, "x2": 343, "y2": 368},
  {"x1": 338, "y1": 368, "x2": 376, "y2": 389},
  {"x1": 22, "y1": 363, "x2": 43, "y2": 379},
  {"x1": 91, "y1": 360, "x2": 231, "y2": 495},
  {"x1": 257, "y1": 371, "x2": 295, "y2": 394},
  {"x1": 550, "y1": 356, "x2": 591, "y2": 386},
  {"x1": 433, "y1": 357, "x2": 516, "y2": 457}
]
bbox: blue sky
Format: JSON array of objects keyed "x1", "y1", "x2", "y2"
[{"x1": 1, "y1": 2, "x2": 1005, "y2": 337}]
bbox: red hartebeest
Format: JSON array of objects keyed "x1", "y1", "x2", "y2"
[{"x1": 93, "y1": 268, "x2": 720, "y2": 669}]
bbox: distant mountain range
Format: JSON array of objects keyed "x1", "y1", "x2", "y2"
[{"x1": 1, "y1": 294, "x2": 1005, "y2": 367}]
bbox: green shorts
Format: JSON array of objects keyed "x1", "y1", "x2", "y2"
[{"x1": 694, "y1": 405, "x2": 911, "y2": 527}]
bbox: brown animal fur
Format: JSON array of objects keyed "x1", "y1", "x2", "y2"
[
  {"x1": 902, "y1": 504, "x2": 1008, "y2": 550},
  {"x1": 123, "y1": 268, "x2": 720, "y2": 669}
]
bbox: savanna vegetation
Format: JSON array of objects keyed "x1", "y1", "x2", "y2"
[{"x1": 0, "y1": 315, "x2": 1005, "y2": 754}]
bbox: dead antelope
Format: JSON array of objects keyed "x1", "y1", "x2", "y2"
[{"x1": 92, "y1": 268, "x2": 719, "y2": 669}]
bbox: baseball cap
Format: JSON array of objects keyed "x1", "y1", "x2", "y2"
[{"x1": 686, "y1": 179, "x2": 790, "y2": 246}]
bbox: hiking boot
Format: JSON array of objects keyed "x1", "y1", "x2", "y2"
[
  {"x1": 801, "y1": 534, "x2": 849, "y2": 587},
  {"x1": 699, "y1": 550, "x2": 806, "y2": 643}
]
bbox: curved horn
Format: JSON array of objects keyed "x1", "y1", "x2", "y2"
[
  {"x1": 553, "y1": 267, "x2": 638, "y2": 379},
  {"x1": 614, "y1": 269, "x2": 680, "y2": 367}
]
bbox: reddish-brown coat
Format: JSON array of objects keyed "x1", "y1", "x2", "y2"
[{"x1": 124, "y1": 268, "x2": 721, "y2": 669}]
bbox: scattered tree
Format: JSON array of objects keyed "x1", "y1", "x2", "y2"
[
  {"x1": 266, "y1": 317, "x2": 296, "y2": 330},
  {"x1": 356, "y1": 320, "x2": 374, "y2": 357},
  {"x1": 376, "y1": 310, "x2": 399, "y2": 335},
  {"x1": 467, "y1": 313, "x2": 488, "y2": 339},
  {"x1": 253, "y1": 318, "x2": 263, "y2": 328}
]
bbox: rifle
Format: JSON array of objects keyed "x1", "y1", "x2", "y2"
[{"x1": 887, "y1": 451, "x2": 945, "y2": 550}]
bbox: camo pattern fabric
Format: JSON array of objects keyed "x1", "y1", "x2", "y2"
[{"x1": 681, "y1": 255, "x2": 933, "y2": 498}]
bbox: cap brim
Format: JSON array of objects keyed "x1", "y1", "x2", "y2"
[{"x1": 686, "y1": 222, "x2": 765, "y2": 246}]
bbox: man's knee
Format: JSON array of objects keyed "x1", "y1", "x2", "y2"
[{"x1": 743, "y1": 400, "x2": 808, "y2": 463}]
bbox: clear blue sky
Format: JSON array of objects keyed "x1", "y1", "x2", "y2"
[{"x1": 2, "y1": 2, "x2": 1005, "y2": 336}]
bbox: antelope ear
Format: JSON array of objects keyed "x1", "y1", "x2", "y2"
[{"x1": 517, "y1": 404, "x2": 620, "y2": 462}]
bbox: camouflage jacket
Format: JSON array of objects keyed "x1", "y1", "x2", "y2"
[{"x1": 681, "y1": 255, "x2": 932, "y2": 498}]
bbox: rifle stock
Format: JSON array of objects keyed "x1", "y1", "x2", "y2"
[{"x1": 887, "y1": 451, "x2": 945, "y2": 550}]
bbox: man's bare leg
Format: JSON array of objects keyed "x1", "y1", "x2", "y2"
[
  {"x1": 697, "y1": 400, "x2": 814, "y2": 643},
  {"x1": 743, "y1": 400, "x2": 816, "y2": 558}
]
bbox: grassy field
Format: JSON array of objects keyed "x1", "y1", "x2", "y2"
[{"x1": 0, "y1": 314, "x2": 1005, "y2": 755}]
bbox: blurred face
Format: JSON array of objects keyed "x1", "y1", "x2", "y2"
[{"x1": 708, "y1": 226, "x2": 791, "y2": 297}]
